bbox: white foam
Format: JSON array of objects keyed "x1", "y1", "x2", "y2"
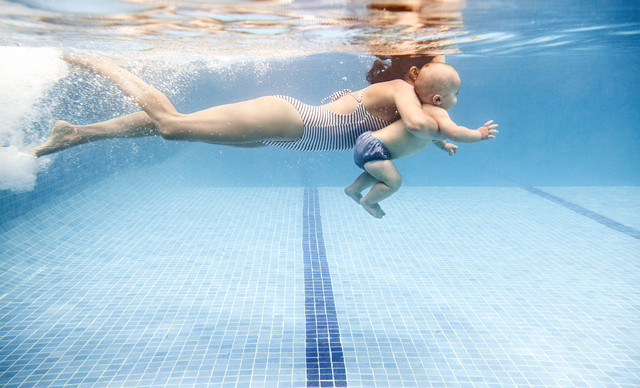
[
  {"x1": 0, "y1": 47, "x2": 67, "y2": 192},
  {"x1": 0, "y1": 147, "x2": 51, "y2": 192}
]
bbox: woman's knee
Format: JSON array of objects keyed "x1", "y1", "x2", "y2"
[{"x1": 155, "y1": 113, "x2": 185, "y2": 140}]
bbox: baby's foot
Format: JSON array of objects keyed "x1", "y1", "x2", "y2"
[
  {"x1": 344, "y1": 186, "x2": 362, "y2": 204},
  {"x1": 32, "y1": 121, "x2": 78, "y2": 157},
  {"x1": 360, "y1": 198, "x2": 385, "y2": 219}
]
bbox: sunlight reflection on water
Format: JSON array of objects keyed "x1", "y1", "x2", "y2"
[
  {"x1": 0, "y1": 0, "x2": 638, "y2": 58},
  {"x1": 2, "y1": 0, "x2": 472, "y2": 56}
]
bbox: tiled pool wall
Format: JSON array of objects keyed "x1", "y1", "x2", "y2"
[
  {"x1": 0, "y1": 137, "x2": 174, "y2": 227},
  {"x1": 1, "y1": 64, "x2": 183, "y2": 227}
]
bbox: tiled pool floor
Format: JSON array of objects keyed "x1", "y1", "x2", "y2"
[{"x1": 1, "y1": 168, "x2": 639, "y2": 387}]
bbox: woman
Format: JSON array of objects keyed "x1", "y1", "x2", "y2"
[{"x1": 34, "y1": 54, "x2": 444, "y2": 157}]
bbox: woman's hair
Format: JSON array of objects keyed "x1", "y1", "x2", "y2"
[{"x1": 366, "y1": 55, "x2": 436, "y2": 84}]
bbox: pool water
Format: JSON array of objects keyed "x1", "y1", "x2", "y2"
[{"x1": 1, "y1": 0, "x2": 639, "y2": 387}]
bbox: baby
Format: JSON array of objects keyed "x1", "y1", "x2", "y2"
[{"x1": 344, "y1": 63, "x2": 498, "y2": 218}]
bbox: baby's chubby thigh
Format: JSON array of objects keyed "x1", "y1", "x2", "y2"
[{"x1": 364, "y1": 159, "x2": 402, "y2": 191}]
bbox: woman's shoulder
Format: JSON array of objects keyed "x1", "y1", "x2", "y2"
[
  {"x1": 361, "y1": 80, "x2": 410, "y2": 111},
  {"x1": 367, "y1": 79, "x2": 409, "y2": 93}
]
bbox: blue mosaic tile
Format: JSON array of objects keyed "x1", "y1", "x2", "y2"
[
  {"x1": 2, "y1": 179, "x2": 639, "y2": 387},
  {"x1": 1, "y1": 172, "x2": 307, "y2": 387},
  {"x1": 320, "y1": 186, "x2": 640, "y2": 387},
  {"x1": 525, "y1": 186, "x2": 640, "y2": 240},
  {"x1": 303, "y1": 188, "x2": 346, "y2": 387},
  {"x1": 540, "y1": 186, "x2": 640, "y2": 231}
]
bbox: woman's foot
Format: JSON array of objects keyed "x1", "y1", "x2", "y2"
[{"x1": 32, "y1": 121, "x2": 79, "y2": 157}]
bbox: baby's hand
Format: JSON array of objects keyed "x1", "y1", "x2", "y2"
[
  {"x1": 478, "y1": 120, "x2": 499, "y2": 140},
  {"x1": 444, "y1": 142, "x2": 458, "y2": 156}
]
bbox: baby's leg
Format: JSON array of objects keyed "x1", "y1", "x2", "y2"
[
  {"x1": 34, "y1": 112, "x2": 155, "y2": 156},
  {"x1": 360, "y1": 160, "x2": 402, "y2": 218},
  {"x1": 344, "y1": 172, "x2": 377, "y2": 203}
]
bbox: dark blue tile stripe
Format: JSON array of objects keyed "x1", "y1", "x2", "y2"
[
  {"x1": 303, "y1": 187, "x2": 347, "y2": 388},
  {"x1": 525, "y1": 187, "x2": 640, "y2": 241}
]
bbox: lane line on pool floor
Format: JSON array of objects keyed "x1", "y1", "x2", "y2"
[
  {"x1": 303, "y1": 187, "x2": 347, "y2": 387},
  {"x1": 524, "y1": 186, "x2": 640, "y2": 241}
]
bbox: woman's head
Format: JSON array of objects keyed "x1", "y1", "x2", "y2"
[{"x1": 366, "y1": 55, "x2": 437, "y2": 84}]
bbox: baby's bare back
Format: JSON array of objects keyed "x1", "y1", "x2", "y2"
[{"x1": 372, "y1": 120, "x2": 433, "y2": 159}]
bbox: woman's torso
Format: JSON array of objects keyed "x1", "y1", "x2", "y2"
[
  {"x1": 320, "y1": 80, "x2": 404, "y2": 123},
  {"x1": 260, "y1": 81, "x2": 404, "y2": 151}
]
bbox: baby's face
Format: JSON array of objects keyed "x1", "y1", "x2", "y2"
[{"x1": 437, "y1": 79, "x2": 460, "y2": 110}]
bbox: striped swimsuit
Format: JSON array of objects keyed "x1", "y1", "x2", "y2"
[{"x1": 261, "y1": 89, "x2": 393, "y2": 151}]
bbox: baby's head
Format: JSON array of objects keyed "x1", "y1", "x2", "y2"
[{"x1": 410, "y1": 62, "x2": 460, "y2": 110}]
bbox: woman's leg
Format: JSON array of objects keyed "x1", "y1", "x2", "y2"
[
  {"x1": 34, "y1": 111, "x2": 156, "y2": 156},
  {"x1": 63, "y1": 55, "x2": 304, "y2": 144}
]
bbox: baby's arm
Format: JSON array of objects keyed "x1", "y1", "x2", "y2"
[
  {"x1": 433, "y1": 140, "x2": 458, "y2": 156},
  {"x1": 433, "y1": 109, "x2": 498, "y2": 143}
]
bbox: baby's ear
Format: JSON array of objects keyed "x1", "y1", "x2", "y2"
[
  {"x1": 433, "y1": 94, "x2": 442, "y2": 106},
  {"x1": 409, "y1": 66, "x2": 420, "y2": 80}
]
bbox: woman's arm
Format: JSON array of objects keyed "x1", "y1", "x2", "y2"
[{"x1": 392, "y1": 80, "x2": 439, "y2": 137}]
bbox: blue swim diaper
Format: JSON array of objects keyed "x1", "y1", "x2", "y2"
[{"x1": 353, "y1": 131, "x2": 391, "y2": 169}]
